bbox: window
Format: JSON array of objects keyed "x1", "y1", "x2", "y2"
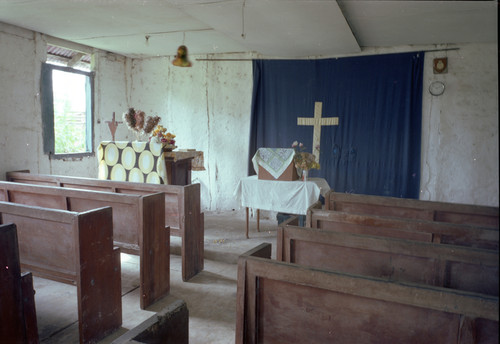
[{"x1": 41, "y1": 47, "x2": 94, "y2": 158}]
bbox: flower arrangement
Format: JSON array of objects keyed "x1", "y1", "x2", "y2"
[
  {"x1": 292, "y1": 141, "x2": 320, "y2": 171},
  {"x1": 151, "y1": 125, "x2": 176, "y2": 148},
  {"x1": 123, "y1": 108, "x2": 161, "y2": 138}
]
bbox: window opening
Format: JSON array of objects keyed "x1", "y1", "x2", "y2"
[{"x1": 42, "y1": 45, "x2": 94, "y2": 158}]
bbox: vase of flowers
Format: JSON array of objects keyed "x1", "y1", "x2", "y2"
[
  {"x1": 292, "y1": 141, "x2": 320, "y2": 181},
  {"x1": 151, "y1": 125, "x2": 176, "y2": 151}
]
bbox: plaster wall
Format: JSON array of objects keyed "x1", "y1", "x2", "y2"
[
  {"x1": 0, "y1": 22, "x2": 130, "y2": 178},
  {"x1": 420, "y1": 45, "x2": 499, "y2": 206},
  {"x1": 127, "y1": 55, "x2": 253, "y2": 211},
  {"x1": 0, "y1": 22, "x2": 498, "y2": 210}
]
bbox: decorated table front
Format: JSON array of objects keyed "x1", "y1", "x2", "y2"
[
  {"x1": 234, "y1": 175, "x2": 330, "y2": 238},
  {"x1": 98, "y1": 141, "x2": 168, "y2": 184}
]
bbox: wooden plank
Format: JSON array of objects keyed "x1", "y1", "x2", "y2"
[
  {"x1": 20, "y1": 272, "x2": 39, "y2": 344},
  {"x1": 236, "y1": 244, "x2": 499, "y2": 344},
  {"x1": 277, "y1": 225, "x2": 499, "y2": 296},
  {"x1": 77, "y1": 208, "x2": 122, "y2": 343},
  {"x1": 182, "y1": 184, "x2": 204, "y2": 281},
  {"x1": 325, "y1": 191, "x2": 499, "y2": 228},
  {"x1": 6, "y1": 170, "x2": 204, "y2": 281},
  {"x1": 140, "y1": 193, "x2": 170, "y2": 308},
  {"x1": 0, "y1": 223, "x2": 39, "y2": 344},
  {"x1": 308, "y1": 208, "x2": 499, "y2": 250},
  {"x1": 111, "y1": 299, "x2": 188, "y2": 344}
]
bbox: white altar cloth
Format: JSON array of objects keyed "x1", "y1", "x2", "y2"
[{"x1": 234, "y1": 175, "x2": 330, "y2": 215}]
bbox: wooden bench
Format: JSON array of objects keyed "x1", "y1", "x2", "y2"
[
  {"x1": 6, "y1": 170, "x2": 203, "y2": 282},
  {"x1": 324, "y1": 190, "x2": 499, "y2": 228},
  {"x1": 0, "y1": 181, "x2": 169, "y2": 309},
  {"x1": 236, "y1": 243, "x2": 499, "y2": 344},
  {"x1": 0, "y1": 202, "x2": 121, "y2": 344},
  {"x1": 0, "y1": 223, "x2": 39, "y2": 344},
  {"x1": 305, "y1": 205, "x2": 499, "y2": 250},
  {"x1": 277, "y1": 224, "x2": 499, "y2": 296}
]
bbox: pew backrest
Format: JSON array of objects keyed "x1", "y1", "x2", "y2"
[
  {"x1": 277, "y1": 224, "x2": 499, "y2": 296},
  {"x1": 324, "y1": 190, "x2": 499, "y2": 228},
  {"x1": 307, "y1": 207, "x2": 499, "y2": 250},
  {"x1": 6, "y1": 170, "x2": 203, "y2": 281},
  {"x1": 0, "y1": 202, "x2": 121, "y2": 344},
  {"x1": 0, "y1": 181, "x2": 168, "y2": 309},
  {"x1": 236, "y1": 243, "x2": 499, "y2": 344}
]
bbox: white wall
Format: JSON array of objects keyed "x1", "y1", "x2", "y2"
[
  {"x1": 128, "y1": 55, "x2": 253, "y2": 211},
  {"x1": 420, "y1": 45, "x2": 499, "y2": 206},
  {"x1": 1, "y1": 22, "x2": 498, "y2": 210}
]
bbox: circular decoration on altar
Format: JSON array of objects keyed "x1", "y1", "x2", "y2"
[
  {"x1": 157, "y1": 157, "x2": 166, "y2": 180},
  {"x1": 129, "y1": 168, "x2": 145, "y2": 183},
  {"x1": 115, "y1": 141, "x2": 129, "y2": 149},
  {"x1": 146, "y1": 172, "x2": 161, "y2": 184},
  {"x1": 98, "y1": 159, "x2": 108, "y2": 180},
  {"x1": 138, "y1": 150, "x2": 155, "y2": 174},
  {"x1": 149, "y1": 141, "x2": 163, "y2": 157},
  {"x1": 121, "y1": 146, "x2": 137, "y2": 170},
  {"x1": 110, "y1": 164, "x2": 127, "y2": 181},
  {"x1": 104, "y1": 143, "x2": 119, "y2": 166},
  {"x1": 98, "y1": 144, "x2": 104, "y2": 162},
  {"x1": 132, "y1": 141, "x2": 147, "y2": 153}
]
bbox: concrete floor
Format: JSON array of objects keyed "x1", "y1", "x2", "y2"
[{"x1": 32, "y1": 209, "x2": 279, "y2": 344}]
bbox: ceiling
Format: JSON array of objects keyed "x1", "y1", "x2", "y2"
[{"x1": 0, "y1": 0, "x2": 497, "y2": 59}]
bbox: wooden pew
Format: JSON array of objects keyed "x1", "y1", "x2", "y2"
[
  {"x1": 0, "y1": 223, "x2": 39, "y2": 344},
  {"x1": 0, "y1": 181, "x2": 168, "y2": 309},
  {"x1": 6, "y1": 170, "x2": 203, "y2": 282},
  {"x1": 277, "y1": 224, "x2": 499, "y2": 296},
  {"x1": 305, "y1": 206, "x2": 499, "y2": 250},
  {"x1": 0, "y1": 202, "x2": 121, "y2": 344},
  {"x1": 236, "y1": 243, "x2": 499, "y2": 344},
  {"x1": 324, "y1": 190, "x2": 499, "y2": 228}
]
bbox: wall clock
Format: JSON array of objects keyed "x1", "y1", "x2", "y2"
[{"x1": 429, "y1": 81, "x2": 445, "y2": 96}]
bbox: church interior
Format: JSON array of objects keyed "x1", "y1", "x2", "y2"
[{"x1": 0, "y1": 1, "x2": 498, "y2": 343}]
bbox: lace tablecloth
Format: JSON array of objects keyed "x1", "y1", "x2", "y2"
[{"x1": 251, "y1": 148, "x2": 295, "y2": 179}]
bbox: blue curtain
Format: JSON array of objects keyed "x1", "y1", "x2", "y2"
[{"x1": 249, "y1": 51, "x2": 424, "y2": 198}]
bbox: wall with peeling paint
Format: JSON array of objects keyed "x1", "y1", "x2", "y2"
[
  {"x1": 0, "y1": 22, "x2": 498, "y2": 212},
  {"x1": 127, "y1": 55, "x2": 253, "y2": 211}
]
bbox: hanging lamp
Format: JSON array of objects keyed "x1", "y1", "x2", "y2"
[{"x1": 172, "y1": 45, "x2": 192, "y2": 67}]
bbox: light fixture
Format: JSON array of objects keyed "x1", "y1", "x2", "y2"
[{"x1": 172, "y1": 45, "x2": 192, "y2": 67}]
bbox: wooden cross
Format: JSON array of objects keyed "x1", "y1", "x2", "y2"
[
  {"x1": 297, "y1": 102, "x2": 339, "y2": 162},
  {"x1": 106, "y1": 112, "x2": 122, "y2": 141}
]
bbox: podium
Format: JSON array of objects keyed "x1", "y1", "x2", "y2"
[{"x1": 165, "y1": 149, "x2": 205, "y2": 185}]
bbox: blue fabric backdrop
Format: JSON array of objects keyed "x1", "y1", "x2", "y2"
[{"x1": 249, "y1": 51, "x2": 424, "y2": 198}]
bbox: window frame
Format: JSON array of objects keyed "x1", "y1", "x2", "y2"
[{"x1": 41, "y1": 62, "x2": 95, "y2": 159}]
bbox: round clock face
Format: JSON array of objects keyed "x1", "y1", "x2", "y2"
[{"x1": 429, "y1": 81, "x2": 445, "y2": 96}]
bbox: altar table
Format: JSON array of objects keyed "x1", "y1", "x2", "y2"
[
  {"x1": 234, "y1": 175, "x2": 330, "y2": 238},
  {"x1": 98, "y1": 141, "x2": 168, "y2": 183},
  {"x1": 97, "y1": 141, "x2": 202, "y2": 185}
]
